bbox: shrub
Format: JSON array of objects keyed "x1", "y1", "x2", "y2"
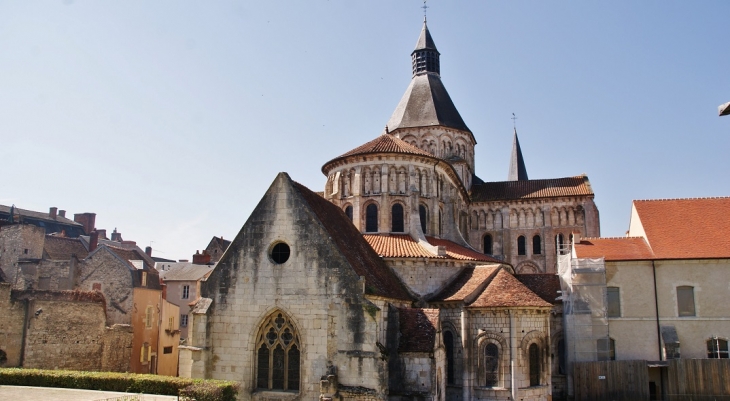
[{"x1": 0, "y1": 368, "x2": 239, "y2": 401}]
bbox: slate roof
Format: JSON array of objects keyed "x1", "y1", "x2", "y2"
[
  {"x1": 159, "y1": 263, "x2": 215, "y2": 281},
  {"x1": 386, "y1": 73, "x2": 471, "y2": 133},
  {"x1": 574, "y1": 237, "x2": 655, "y2": 261},
  {"x1": 0, "y1": 204, "x2": 81, "y2": 227},
  {"x1": 508, "y1": 129, "x2": 528, "y2": 181},
  {"x1": 430, "y1": 266, "x2": 551, "y2": 308},
  {"x1": 414, "y1": 21, "x2": 437, "y2": 51},
  {"x1": 44, "y1": 235, "x2": 89, "y2": 260},
  {"x1": 397, "y1": 307, "x2": 440, "y2": 353},
  {"x1": 362, "y1": 234, "x2": 501, "y2": 262},
  {"x1": 208, "y1": 236, "x2": 231, "y2": 250},
  {"x1": 323, "y1": 134, "x2": 434, "y2": 171},
  {"x1": 471, "y1": 175, "x2": 594, "y2": 202},
  {"x1": 293, "y1": 181, "x2": 412, "y2": 301},
  {"x1": 515, "y1": 274, "x2": 563, "y2": 305},
  {"x1": 469, "y1": 269, "x2": 552, "y2": 308},
  {"x1": 632, "y1": 197, "x2": 730, "y2": 260}
]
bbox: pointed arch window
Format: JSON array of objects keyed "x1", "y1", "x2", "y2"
[
  {"x1": 419, "y1": 205, "x2": 428, "y2": 234},
  {"x1": 365, "y1": 204, "x2": 378, "y2": 233},
  {"x1": 483, "y1": 234, "x2": 493, "y2": 255},
  {"x1": 256, "y1": 312, "x2": 300, "y2": 391},
  {"x1": 533, "y1": 235, "x2": 542, "y2": 255},
  {"x1": 392, "y1": 204, "x2": 404, "y2": 232},
  {"x1": 518, "y1": 236, "x2": 526, "y2": 255}
]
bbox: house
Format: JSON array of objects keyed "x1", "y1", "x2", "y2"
[
  {"x1": 157, "y1": 260, "x2": 215, "y2": 341},
  {"x1": 563, "y1": 197, "x2": 730, "y2": 400}
]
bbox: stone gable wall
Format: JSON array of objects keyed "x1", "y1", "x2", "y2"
[
  {"x1": 78, "y1": 249, "x2": 134, "y2": 325},
  {"x1": 198, "y1": 176, "x2": 391, "y2": 400}
]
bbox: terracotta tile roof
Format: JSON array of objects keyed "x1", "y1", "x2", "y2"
[
  {"x1": 470, "y1": 175, "x2": 594, "y2": 202},
  {"x1": 362, "y1": 234, "x2": 501, "y2": 262},
  {"x1": 633, "y1": 197, "x2": 730, "y2": 259},
  {"x1": 293, "y1": 181, "x2": 412, "y2": 301},
  {"x1": 429, "y1": 266, "x2": 501, "y2": 302},
  {"x1": 469, "y1": 269, "x2": 552, "y2": 308},
  {"x1": 426, "y1": 236, "x2": 502, "y2": 262},
  {"x1": 574, "y1": 237, "x2": 655, "y2": 261},
  {"x1": 323, "y1": 134, "x2": 434, "y2": 170},
  {"x1": 515, "y1": 274, "x2": 563, "y2": 304},
  {"x1": 44, "y1": 235, "x2": 89, "y2": 260},
  {"x1": 397, "y1": 308, "x2": 440, "y2": 353},
  {"x1": 363, "y1": 234, "x2": 434, "y2": 258}
]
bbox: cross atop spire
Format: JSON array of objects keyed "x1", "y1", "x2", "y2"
[
  {"x1": 422, "y1": 0, "x2": 429, "y2": 22},
  {"x1": 508, "y1": 127, "x2": 529, "y2": 181}
]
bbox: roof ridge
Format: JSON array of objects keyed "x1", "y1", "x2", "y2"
[
  {"x1": 478, "y1": 175, "x2": 589, "y2": 185},
  {"x1": 580, "y1": 236, "x2": 646, "y2": 240},
  {"x1": 634, "y1": 196, "x2": 730, "y2": 202}
]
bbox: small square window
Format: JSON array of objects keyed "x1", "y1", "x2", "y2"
[{"x1": 163, "y1": 346, "x2": 173, "y2": 354}]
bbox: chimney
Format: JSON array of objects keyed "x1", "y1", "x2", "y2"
[
  {"x1": 49, "y1": 207, "x2": 57, "y2": 219},
  {"x1": 73, "y1": 213, "x2": 97, "y2": 235},
  {"x1": 111, "y1": 228, "x2": 122, "y2": 242},
  {"x1": 145, "y1": 246, "x2": 152, "y2": 256},
  {"x1": 58, "y1": 210, "x2": 66, "y2": 218},
  {"x1": 89, "y1": 231, "x2": 99, "y2": 252},
  {"x1": 97, "y1": 229, "x2": 107, "y2": 240},
  {"x1": 193, "y1": 250, "x2": 211, "y2": 265},
  {"x1": 121, "y1": 240, "x2": 136, "y2": 249}
]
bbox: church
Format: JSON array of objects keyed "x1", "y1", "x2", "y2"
[{"x1": 179, "y1": 20, "x2": 600, "y2": 401}]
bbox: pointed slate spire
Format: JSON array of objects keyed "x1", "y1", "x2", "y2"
[
  {"x1": 508, "y1": 129, "x2": 528, "y2": 181},
  {"x1": 411, "y1": 20, "x2": 440, "y2": 77}
]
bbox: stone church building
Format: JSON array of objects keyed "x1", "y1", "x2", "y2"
[{"x1": 181, "y1": 21, "x2": 599, "y2": 401}]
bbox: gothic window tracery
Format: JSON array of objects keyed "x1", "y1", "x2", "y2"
[{"x1": 256, "y1": 312, "x2": 300, "y2": 392}]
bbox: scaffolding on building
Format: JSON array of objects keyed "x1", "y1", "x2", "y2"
[{"x1": 557, "y1": 250, "x2": 611, "y2": 396}]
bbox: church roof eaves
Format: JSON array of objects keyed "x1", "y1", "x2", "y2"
[
  {"x1": 468, "y1": 268, "x2": 552, "y2": 308},
  {"x1": 322, "y1": 134, "x2": 434, "y2": 173},
  {"x1": 362, "y1": 234, "x2": 502, "y2": 263}
]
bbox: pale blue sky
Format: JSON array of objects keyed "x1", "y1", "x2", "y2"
[{"x1": 2, "y1": 1, "x2": 728, "y2": 260}]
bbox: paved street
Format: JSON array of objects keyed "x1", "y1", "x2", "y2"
[{"x1": 0, "y1": 385, "x2": 179, "y2": 401}]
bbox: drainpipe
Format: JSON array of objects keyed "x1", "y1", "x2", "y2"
[
  {"x1": 461, "y1": 309, "x2": 470, "y2": 401},
  {"x1": 510, "y1": 309, "x2": 517, "y2": 401},
  {"x1": 652, "y1": 261, "x2": 661, "y2": 361}
]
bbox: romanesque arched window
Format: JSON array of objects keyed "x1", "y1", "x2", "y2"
[
  {"x1": 483, "y1": 234, "x2": 493, "y2": 255},
  {"x1": 419, "y1": 205, "x2": 428, "y2": 234},
  {"x1": 517, "y1": 236, "x2": 526, "y2": 255},
  {"x1": 444, "y1": 330, "x2": 455, "y2": 385},
  {"x1": 485, "y1": 343, "x2": 499, "y2": 387},
  {"x1": 529, "y1": 343, "x2": 540, "y2": 386},
  {"x1": 533, "y1": 235, "x2": 542, "y2": 255},
  {"x1": 366, "y1": 204, "x2": 378, "y2": 233},
  {"x1": 344, "y1": 206, "x2": 353, "y2": 222},
  {"x1": 256, "y1": 312, "x2": 300, "y2": 391},
  {"x1": 391, "y1": 204, "x2": 404, "y2": 232}
]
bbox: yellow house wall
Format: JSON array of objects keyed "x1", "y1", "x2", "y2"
[{"x1": 606, "y1": 258, "x2": 730, "y2": 361}]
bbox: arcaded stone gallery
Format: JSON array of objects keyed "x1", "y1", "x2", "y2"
[{"x1": 180, "y1": 21, "x2": 599, "y2": 401}]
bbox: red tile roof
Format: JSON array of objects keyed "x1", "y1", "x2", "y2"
[
  {"x1": 470, "y1": 175, "x2": 594, "y2": 202},
  {"x1": 515, "y1": 274, "x2": 563, "y2": 304},
  {"x1": 469, "y1": 269, "x2": 552, "y2": 308},
  {"x1": 429, "y1": 266, "x2": 500, "y2": 302},
  {"x1": 362, "y1": 234, "x2": 502, "y2": 262},
  {"x1": 293, "y1": 181, "x2": 413, "y2": 301},
  {"x1": 574, "y1": 237, "x2": 655, "y2": 261},
  {"x1": 323, "y1": 134, "x2": 435, "y2": 171},
  {"x1": 633, "y1": 197, "x2": 730, "y2": 260},
  {"x1": 44, "y1": 235, "x2": 89, "y2": 260},
  {"x1": 397, "y1": 308, "x2": 440, "y2": 353}
]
